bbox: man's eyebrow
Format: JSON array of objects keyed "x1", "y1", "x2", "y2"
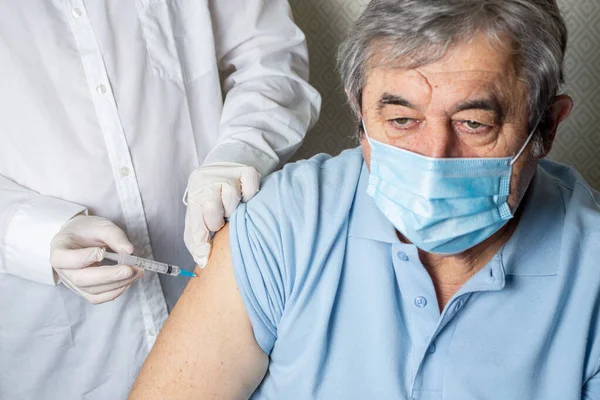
[
  {"x1": 377, "y1": 93, "x2": 505, "y2": 119},
  {"x1": 452, "y1": 97, "x2": 503, "y2": 117},
  {"x1": 377, "y1": 93, "x2": 416, "y2": 110}
]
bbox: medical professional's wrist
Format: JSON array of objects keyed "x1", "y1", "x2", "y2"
[{"x1": 202, "y1": 143, "x2": 276, "y2": 178}]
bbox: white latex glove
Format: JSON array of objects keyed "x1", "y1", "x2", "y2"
[
  {"x1": 184, "y1": 162, "x2": 261, "y2": 268},
  {"x1": 50, "y1": 215, "x2": 144, "y2": 304}
]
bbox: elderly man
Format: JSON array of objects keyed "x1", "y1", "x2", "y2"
[{"x1": 130, "y1": 0, "x2": 600, "y2": 399}]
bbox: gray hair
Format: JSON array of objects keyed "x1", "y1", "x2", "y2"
[{"x1": 338, "y1": 0, "x2": 568, "y2": 155}]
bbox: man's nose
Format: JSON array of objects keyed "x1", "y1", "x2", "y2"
[{"x1": 414, "y1": 120, "x2": 458, "y2": 159}]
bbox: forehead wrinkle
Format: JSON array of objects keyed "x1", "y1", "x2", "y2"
[
  {"x1": 370, "y1": 67, "x2": 434, "y2": 113},
  {"x1": 404, "y1": 68, "x2": 434, "y2": 111},
  {"x1": 414, "y1": 46, "x2": 522, "y2": 111},
  {"x1": 366, "y1": 52, "x2": 524, "y2": 119},
  {"x1": 412, "y1": 67, "x2": 514, "y2": 117}
]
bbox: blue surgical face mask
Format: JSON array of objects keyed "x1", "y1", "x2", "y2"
[{"x1": 363, "y1": 120, "x2": 538, "y2": 254}]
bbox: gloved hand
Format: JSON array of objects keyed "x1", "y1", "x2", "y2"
[
  {"x1": 184, "y1": 162, "x2": 261, "y2": 268},
  {"x1": 50, "y1": 215, "x2": 144, "y2": 304}
]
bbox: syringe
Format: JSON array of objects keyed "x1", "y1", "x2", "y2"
[{"x1": 103, "y1": 252, "x2": 196, "y2": 277}]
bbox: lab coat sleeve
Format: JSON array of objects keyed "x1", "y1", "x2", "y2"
[
  {"x1": 0, "y1": 174, "x2": 86, "y2": 285},
  {"x1": 202, "y1": 0, "x2": 321, "y2": 177}
]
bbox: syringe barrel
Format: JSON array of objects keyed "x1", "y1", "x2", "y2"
[{"x1": 103, "y1": 252, "x2": 180, "y2": 276}]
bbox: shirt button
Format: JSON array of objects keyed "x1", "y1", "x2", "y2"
[
  {"x1": 396, "y1": 251, "x2": 409, "y2": 262},
  {"x1": 71, "y1": 8, "x2": 83, "y2": 18},
  {"x1": 427, "y1": 343, "x2": 436, "y2": 354},
  {"x1": 148, "y1": 328, "x2": 157, "y2": 337},
  {"x1": 414, "y1": 296, "x2": 427, "y2": 308},
  {"x1": 454, "y1": 299, "x2": 464, "y2": 312},
  {"x1": 96, "y1": 84, "x2": 107, "y2": 95},
  {"x1": 120, "y1": 166, "x2": 130, "y2": 177}
]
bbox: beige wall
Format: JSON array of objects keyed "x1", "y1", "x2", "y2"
[{"x1": 289, "y1": 0, "x2": 600, "y2": 189}]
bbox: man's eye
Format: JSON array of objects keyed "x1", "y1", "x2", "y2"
[
  {"x1": 464, "y1": 120, "x2": 486, "y2": 130},
  {"x1": 392, "y1": 118, "x2": 413, "y2": 126}
]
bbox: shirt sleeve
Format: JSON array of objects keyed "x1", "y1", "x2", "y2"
[
  {"x1": 0, "y1": 174, "x2": 86, "y2": 285},
  {"x1": 227, "y1": 152, "x2": 363, "y2": 355},
  {"x1": 229, "y1": 193, "x2": 286, "y2": 355},
  {"x1": 203, "y1": 0, "x2": 321, "y2": 177}
]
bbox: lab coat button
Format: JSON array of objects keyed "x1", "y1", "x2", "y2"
[
  {"x1": 96, "y1": 84, "x2": 107, "y2": 95},
  {"x1": 120, "y1": 167, "x2": 130, "y2": 177},
  {"x1": 72, "y1": 8, "x2": 83, "y2": 18}
]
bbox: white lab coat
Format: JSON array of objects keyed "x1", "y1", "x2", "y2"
[{"x1": 0, "y1": 0, "x2": 320, "y2": 398}]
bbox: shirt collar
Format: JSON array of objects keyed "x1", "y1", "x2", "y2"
[
  {"x1": 450, "y1": 165, "x2": 565, "y2": 295},
  {"x1": 348, "y1": 161, "x2": 400, "y2": 244},
  {"x1": 499, "y1": 165, "x2": 565, "y2": 276}
]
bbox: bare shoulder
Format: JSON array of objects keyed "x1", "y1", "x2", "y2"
[{"x1": 129, "y1": 225, "x2": 268, "y2": 400}]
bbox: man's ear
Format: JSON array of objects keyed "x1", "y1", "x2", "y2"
[{"x1": 543, "y1": 95, "x2": 573, "y2": 155}]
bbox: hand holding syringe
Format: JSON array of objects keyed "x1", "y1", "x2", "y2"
[{"x1": 103, "y1": 252, "x2": 196, "y2": 277}]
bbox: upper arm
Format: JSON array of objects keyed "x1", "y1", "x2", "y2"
[
  {"x1": 209, "y1": 0, "x2": 309, "y2": 76},
  {"x1": 202, "y1": 0, "x2": 321, "y2": 173},
  {"x1": 128, "y1": 224, "x2": 268, "y2": 400}
]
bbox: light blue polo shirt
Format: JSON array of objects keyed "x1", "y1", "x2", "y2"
[{"x1": 230, "y1": 148, "x2": 600, "y2": 400}]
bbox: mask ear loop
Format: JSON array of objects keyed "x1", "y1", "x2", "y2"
[
  {"x1": 361, "y1": 119, "x2": 374, "y2": 146},
  {"x1": 510, "y1": 114, "x2": 544, "y2": 166}
]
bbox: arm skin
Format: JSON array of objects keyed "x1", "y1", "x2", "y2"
[{"x1": 128, "y1": 225, "x2": 268, "y2": 400}]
